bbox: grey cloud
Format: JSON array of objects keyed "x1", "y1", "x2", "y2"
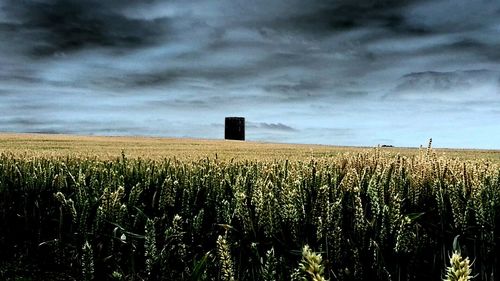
[
  {"x1": 415, "y1": 38, "x2": 500, "y2": 62},
  {"x1": 259, "y1": 0, "x2": 423, "y2": 36},
  {"x1": 245, "y1": 122, "x2": 299, "y2": 142},
  {"x1": 255, "y1": 122, "x2": 297, "y2": 132},
  {"x1": 263, "y1": 79, "x2": 321, "y2": 94},
  {"x1": 0, "y1": 117, "x2": 49, "y2": 127},
  {"x1": 0, "y1": 115, "x2": 172, "y2": 137},
  {"x1": 262, "y1": 77, "x2": 369, "y2": 102},
  {"x1": 2, "y1": 0, "x2": 170, "y2": 56},
  {"x1": 449, "y1": 39, "x2": 485, "y2": 50},
  {"x1": 144, "y1": 98, "x2": 219, "y2": 110},
  {"x1": 404, "y1": 0, "x2": 500, "y2": 33},
  {"x1": 261, "y1": 79, "x2": 326, "y2": 102},
  {"x1": 394, "y1": 69, "x2": 500, "y2": 93}
]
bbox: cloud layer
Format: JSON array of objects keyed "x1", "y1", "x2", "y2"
[{"x1": 1, "y1": 0, "x2": 499, "y2": 148}]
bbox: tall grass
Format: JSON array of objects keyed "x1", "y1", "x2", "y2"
[{"x1": 0, "y1": 147, "x2": 498, "y2": 280}]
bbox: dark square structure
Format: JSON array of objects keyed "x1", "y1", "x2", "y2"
[{"x1": 225, "y1": 117, "x2": 245, "y2": 141}]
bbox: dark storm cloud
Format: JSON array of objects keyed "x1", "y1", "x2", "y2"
[
  {"x1": 2, "y1": 0, "x2": 169, "y2": 56},
  {"x1": 263, "y1": 0, "x2": 425, "y2": 36}
]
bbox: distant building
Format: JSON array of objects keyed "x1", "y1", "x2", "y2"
[{"x1": 225, "y1": 117, "x2": 245, "y2": 141}]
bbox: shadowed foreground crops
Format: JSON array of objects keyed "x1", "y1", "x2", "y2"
[{"x1": 0, "y1": 147, "x2": 499, "y2": 280}]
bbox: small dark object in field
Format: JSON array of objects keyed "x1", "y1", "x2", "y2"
[
  {"x1": 381, "y1": 144, "x2": 394, "y2": 147},
  {"x1": 225, "y1": 117, "x2": 245, "y2": 141}
]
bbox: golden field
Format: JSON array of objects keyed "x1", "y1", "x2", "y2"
[
  {"x1": 1, "y1": 132, "x2": 499, "y2": 280},
  {"x1": 0, "y1": 132, "x2": 499, "y2": 162}
]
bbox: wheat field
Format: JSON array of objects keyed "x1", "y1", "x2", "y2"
[
  {"x1": 0, "y1": 133, "x2": 499, "y2": 281},
  {"x1": 1, "y1": 133, "x2": 499, "y2": 162}
]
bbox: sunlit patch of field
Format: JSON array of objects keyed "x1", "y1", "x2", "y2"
[{"x1": 0, "y1": 133, "x2": 499, "y2": 162}]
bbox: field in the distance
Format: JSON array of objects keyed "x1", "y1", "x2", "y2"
[{"x1": 1, "y1": 133, "x2": 499, "y2": 162}]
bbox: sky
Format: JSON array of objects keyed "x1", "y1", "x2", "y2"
[{"x1": 1, "y1": 0, "x2": 499, "y2": 148}]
